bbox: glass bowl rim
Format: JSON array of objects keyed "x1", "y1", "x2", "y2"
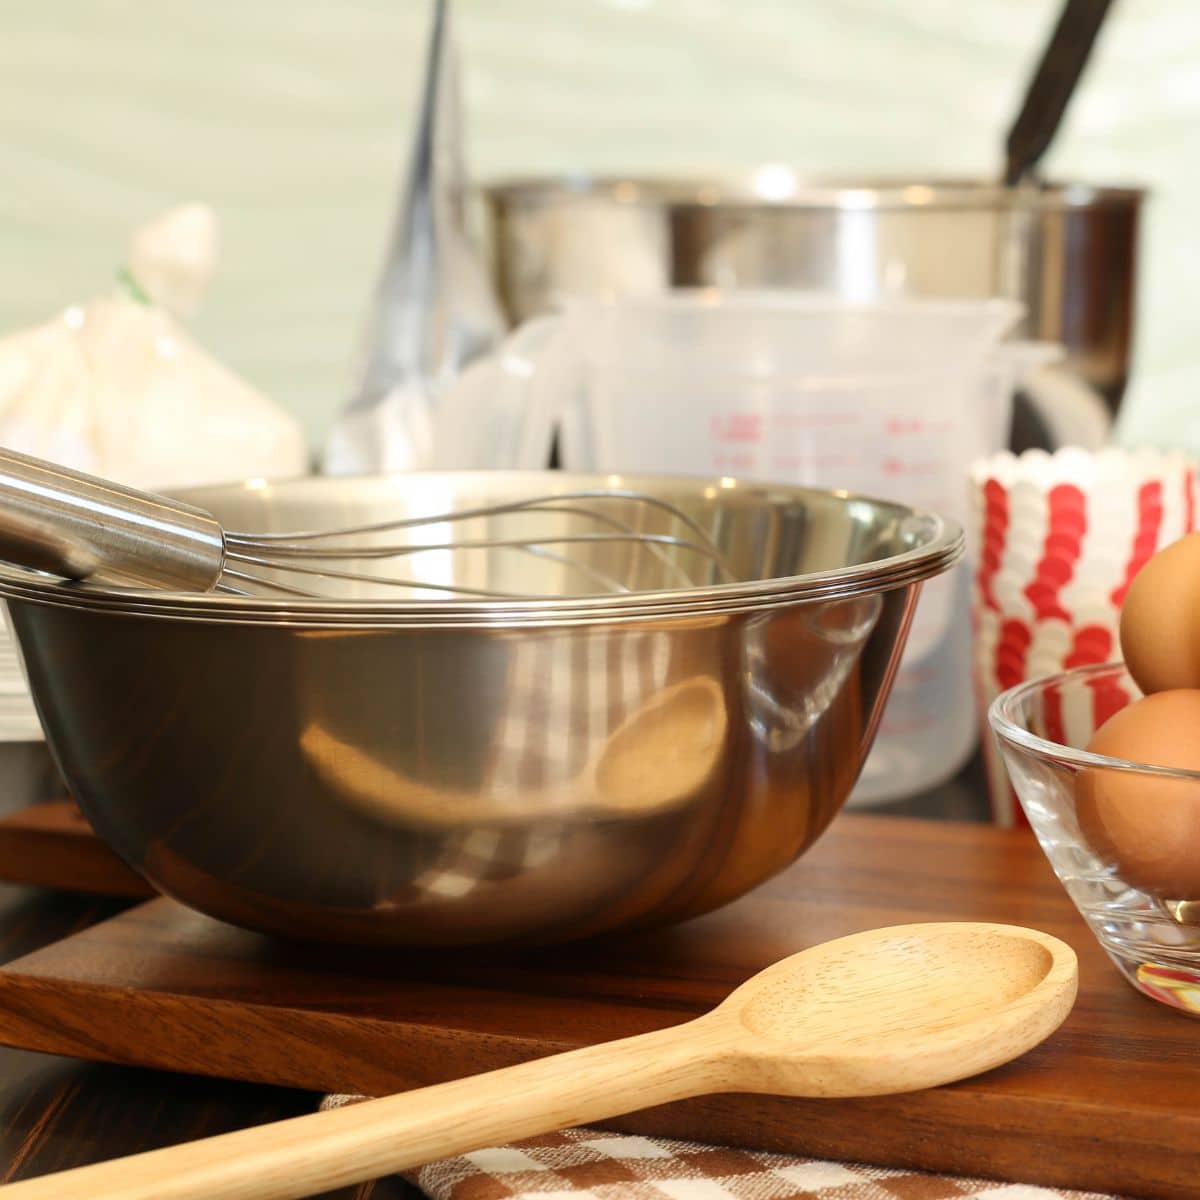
[{"x1": 987, "y1": 660, "x2": 1200, "y2": 781}]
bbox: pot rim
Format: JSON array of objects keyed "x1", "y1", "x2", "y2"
[{"x1": 482, "y1": 171, "x2": 1147, "y2": 212}]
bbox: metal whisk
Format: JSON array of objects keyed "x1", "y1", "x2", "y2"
[{"x1": 0, "y1": 448, "x2": 735, "y2": 600}]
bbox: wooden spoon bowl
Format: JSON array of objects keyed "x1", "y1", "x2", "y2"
[{"x1": 730, "y1": 923, "x2": 1072, "y2": 1097}]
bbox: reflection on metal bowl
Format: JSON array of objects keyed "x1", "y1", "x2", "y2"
[{"x1": 0, "y1": 472, "x2": 960, "y2": 945}]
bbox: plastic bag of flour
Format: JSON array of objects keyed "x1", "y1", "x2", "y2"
[{"x1": 0, "y1": 204, "x2": 308, "y2": 489}]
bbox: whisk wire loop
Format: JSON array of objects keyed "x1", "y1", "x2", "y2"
[{"x1": 220, "y1": 489, "x2": 736, "y2": 600}]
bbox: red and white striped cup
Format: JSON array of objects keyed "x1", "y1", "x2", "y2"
[{"x1": 969, "y1": 448, "x2": 1197, "y2": 825}]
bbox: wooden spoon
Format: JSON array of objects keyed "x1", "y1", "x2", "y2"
[{"x1": 2, "y1": 922, "x2": 1077, "y2": 1200}]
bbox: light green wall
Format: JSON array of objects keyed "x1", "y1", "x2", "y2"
[{"x1": 1, "y1": 1, "x2": 1195, "y2": 450}]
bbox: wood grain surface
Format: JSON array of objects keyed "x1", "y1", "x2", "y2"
[
  {"x1": 0, "y1": 800, "x2": 152, "y2": 898},
  {"x1": 0, "y1": 882, "x2": 417, "y2": 1199},
  {"x1": 0, "y1": 815, "x2": 1190, "y2": 1198},
  {"x1": 0, "y1": 784, "x2": 412, "y2": 1199}
]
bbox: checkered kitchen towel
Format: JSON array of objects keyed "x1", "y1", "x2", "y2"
[{"x1": 319, "y1": 1104, "x2": 1121, "y2": 1200}]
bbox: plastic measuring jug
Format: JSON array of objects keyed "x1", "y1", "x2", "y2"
[{"x1": 434, "y1": 291, "x2": 1037, "y2": 803}]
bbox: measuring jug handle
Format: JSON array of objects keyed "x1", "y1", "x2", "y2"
[{"x1": 432, "y1": 315, "x2": 573, "y2": 469}]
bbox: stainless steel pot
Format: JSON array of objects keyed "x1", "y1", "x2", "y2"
[
  {"x1": 0, "y1": 471, "x2": 960, "y2": 946},
  {"x1": 483, "y1": 173, "x2": 1143, "y2": 412}
]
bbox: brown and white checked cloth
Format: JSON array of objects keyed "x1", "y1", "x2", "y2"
[{"x1": 319, "y1": 1105, "x2": 1122, "y2": 1200}]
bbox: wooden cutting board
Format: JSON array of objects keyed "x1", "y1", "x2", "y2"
[
  {"x1": 0, "y1": 813, "x2": 1193, "y2": 1199},
  {"x1": 0, "y1": 798, "x2": 151, "y2": 897}
]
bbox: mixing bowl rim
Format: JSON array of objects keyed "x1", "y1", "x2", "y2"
[
  {"x1": 0, "y1": 470, "x2": 964, "y2": 624},
  {"x1": 988, "y1": 661, "x2": 1200, "y2": 781},
  {"x1": 0, "y1": 541, "x2": 960, "y2": 627},
  {"x1": 483, "y1": 172, "x2": 1147, "y2": 213}
]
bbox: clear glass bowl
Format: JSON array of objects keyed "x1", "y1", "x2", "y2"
[{"x1": 989, "y1": 662, "x2": 1200, "y2": 1016}]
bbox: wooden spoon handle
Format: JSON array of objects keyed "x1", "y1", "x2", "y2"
[{"x1": 1, "y1": 1021, "x2": 726, "y2": 1200}]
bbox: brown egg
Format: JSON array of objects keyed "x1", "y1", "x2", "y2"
[
  {"x1": 1077, "y1": 690, "x2": 1200, "y2": 900},
  {"x1": 1120, "y1": 533, "x2": 1200, "y2": 694}
]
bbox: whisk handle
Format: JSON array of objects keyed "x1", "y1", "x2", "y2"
[{"x1": 0, "y1": 447, "x2": 225, "y2": 591}]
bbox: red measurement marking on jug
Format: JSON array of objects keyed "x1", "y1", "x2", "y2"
[{"x1": 710, "y1": 414, "x2": 763, "y2": 444}]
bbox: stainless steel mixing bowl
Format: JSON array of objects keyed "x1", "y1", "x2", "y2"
[{"x1": 0, "y1": 471, "x2": 961, "y2": 946}]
